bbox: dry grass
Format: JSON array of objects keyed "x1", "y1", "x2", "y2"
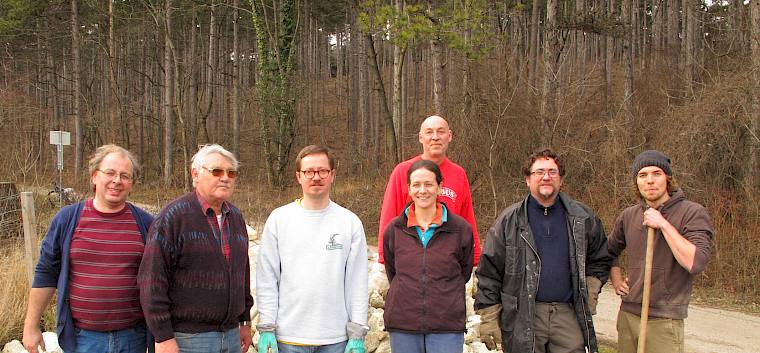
[{"x1": 0, "y1": 244, "x2": 33, "y2": 344}]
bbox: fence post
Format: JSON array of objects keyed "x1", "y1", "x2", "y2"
[{"x1": 21, "y1": 191, "x2": 37, "y2": 284}]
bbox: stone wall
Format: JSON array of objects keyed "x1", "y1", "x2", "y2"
[{"x1": 248, "y1": 234, "x2": 503, "y2": 353}]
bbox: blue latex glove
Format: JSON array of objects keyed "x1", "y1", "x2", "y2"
[
  {"x1": 258, "y1": 331, "x2": 278, "y2": 353},
  {"x1": 344, "y1": 338, "x2": 366, "y2": 353}
]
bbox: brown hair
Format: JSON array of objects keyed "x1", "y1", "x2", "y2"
[
  {"x1": 295, "y1": 145, "x2": 335, "y2": 171},
  {"x1": 407, "y1": 159, "x2": 443, "y2": 185},
  {"x1": 522, "y1": 148, "x2": 566, "y2": 177}
]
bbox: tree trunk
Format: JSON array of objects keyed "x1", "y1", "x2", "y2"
[
  {"x1": 188, "y1": 3, "x2": 198, "y2": 153},
  {"x1": 431, "y1": 37, "x2": 445, "y2": 115},
  {"x1": 682, "y1": 0, "x2": 696, "y2": 98},
  {"x1": 749, "y1": 0, "x2": 760, "y2": 190},
  {"x1": 622, "y1": 0, "x2": 634, "y2": 120},
  {"x1": 529, "y1": 0, "x2": 541, "y2": 91},
  {"x1": 364, "y1": 32, "x2": 398, "y2": 163},
  {"x1": 162, "y1": 0, "x2": 174, "y2": 186},
  {"x1": 605, "y1": 0, "x2": 615, "y2": 117},
  {"x1": 200, "y1": 0, "x2": 216, "y2": 143},
  {"x1": 232, "y1": 0, "x2": 240, "y2": 156},
  {"x1": 392, "y1": 0, "x2": 406, "y2": 162},
  {"x1": 668, "y1": 0, "x2": 680, "y2": 63},
  {"x1": 71, "y1": 0, "x2": 83, "y2": 181},
  {"x1": 540, "y1": 0, "x2": 558, "y2": 147}
]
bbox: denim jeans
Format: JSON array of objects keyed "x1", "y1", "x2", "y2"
[
  {"x1": 389, "y1": 332, "x2": 464, "y2": 353},
  {"x1": 277, "y1": 340, "x2": 347, "y2": 353},
  {"x1": 73, "y1": 322, "x2": 147, "y2": 353},
  {"x1": 174, "y1": 327, "x2": 241, "y2": 353}
]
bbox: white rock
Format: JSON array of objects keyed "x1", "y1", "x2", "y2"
[
  {"x1": 368, "y1": 308, "x2": 385, "y2": 332},
  {"x1": 5, "y1": 332, "x2": 63, "y2": 353},
  {"x1": 2, "y1": 340, "x2": 24, "y2": 353},
  {"x1": 42, "y1": 332, "x2": 62, "y2": 353},
  {"x1": 247, "y1": 225, "x2": 258, "y2": 241},
  {"x1": 369, "y1": 290, "x2": 385, "y2": 308},
  {"x1": 368, "y1": 263, "x2": 389, "y2": 297},
  {"x1": 470, "y1": 341, "x2": 495, "y2": 353},
  {"x1": 466, "y1": 295, "x2": 475, "y2": 317},
  {"x1": 374, "y1": 339, "x2": 391, "y2": 353},
  {"x1": 462, "y1": 343, "x2": 473, "y2": 353},
  {"x1": 364, "y1": 330, "x2": 383, "y2": 353}
]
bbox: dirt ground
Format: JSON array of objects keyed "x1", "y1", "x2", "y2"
[{"x1": 595, "y1": 286, "x2": 760, "y2": 353}]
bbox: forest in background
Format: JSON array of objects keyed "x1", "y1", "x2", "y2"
[{"x1": 0, "y1": 0, "x2": 759, "y2": 307}]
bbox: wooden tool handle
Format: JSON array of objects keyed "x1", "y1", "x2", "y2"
[{"x1": 637, "y1": 226, "x2": 656, "y2": 353}]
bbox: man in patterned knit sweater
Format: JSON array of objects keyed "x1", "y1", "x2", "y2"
[
  {"x1": 23, "y1": 144, "x2": 155, "y2": 353},
  {"x1": 139, "y1": 144, "x2": 253, "y2": 353},
  {"x1": 256, "y1": 145, "x2": 368, "y2": 353}
]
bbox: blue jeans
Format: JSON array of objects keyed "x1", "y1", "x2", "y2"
[
  {"x1": 389, "y1": 332, "x2": 463, "y2": 353},
  {"x1": 73, "y1": 322, "x2": 147, "y2": 353},
  {"x1": 277, "y1": 340, "x2": 347, "y2": 353},
  {"x1": 174, "y1": 328, "x2": 241, "y2": 353}
]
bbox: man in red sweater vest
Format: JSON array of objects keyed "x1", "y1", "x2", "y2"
[{"x1": 377, "y1": 115, "x2": 481, "y2": 265}]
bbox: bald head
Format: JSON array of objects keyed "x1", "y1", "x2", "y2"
[{"x1": 418, "y1": 115, "x2": 452, "y2": 164}]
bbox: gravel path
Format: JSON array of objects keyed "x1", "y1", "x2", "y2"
[{"x1": 594, "y1": 286, "x2": 760, "y2": 353}]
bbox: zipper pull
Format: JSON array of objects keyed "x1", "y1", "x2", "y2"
[{"x1": 544, "y1": 207, "x2": 548, "y2": 216}]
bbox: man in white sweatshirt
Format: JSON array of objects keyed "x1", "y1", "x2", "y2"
[{"x1": 256, "y1": 145, "x2": 369, "y2": 353}]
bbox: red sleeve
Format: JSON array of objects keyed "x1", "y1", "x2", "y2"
[
  {"x1": 378, "y1": 163, "x2": 409, "y2": 264},
  {"x1": 458, "y1": 173, "x2": 481, "y2": 266}
]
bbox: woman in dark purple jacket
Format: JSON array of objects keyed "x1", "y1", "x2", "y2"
[{"x1": 382, "y1": 159, "x2": 475, "y2": 353}]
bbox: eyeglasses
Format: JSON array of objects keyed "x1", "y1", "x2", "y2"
[
  {"x1": 202, "y1": 166, "x2": 239, "y2": 179},
  {"x1": 300, "y1": 169, "x2": 332, "y2": 179},
  {"x1": 530, "y1": 168, "x2": 560, "y2": 178},
  {"x1": 99, "y1": 169, "x2": 133, "y2": 182}
]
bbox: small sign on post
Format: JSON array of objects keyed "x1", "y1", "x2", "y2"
[
  {"x1": 49, "y1": 131, "x2": 71, "y2": 172},
  {"x1": 49, "y1": 131, "x2": 71, "y2": 206}
]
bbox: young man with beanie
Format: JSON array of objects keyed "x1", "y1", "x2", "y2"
[
  {"x1": 608, "y1": 150, "x2": 715, "y2": 353},
  {"x1": 475, "y1": 148, "x2": 611, "y2": 353}
]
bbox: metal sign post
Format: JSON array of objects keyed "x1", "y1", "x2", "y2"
[{"x1": 49, "y1": 131, "x2": 71, "y2": 207}]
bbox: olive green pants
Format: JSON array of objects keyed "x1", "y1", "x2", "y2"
[
  {"x1": 533, "y1": 302, "x2": 585, "y2": 353},
  {"x1": 617, "y1": 310, "x2": 684, "y2": 353}
]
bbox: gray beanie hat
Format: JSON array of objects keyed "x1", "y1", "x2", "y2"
[{"x1": 632, "y1": 150, "x2": 672, "y2": 177}]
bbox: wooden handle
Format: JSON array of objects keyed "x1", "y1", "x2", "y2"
[{"x1": 637, "y1": 226, "x2": 656, "y2": 353}]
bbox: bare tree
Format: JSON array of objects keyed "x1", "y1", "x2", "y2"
[
  {"x1": 71, "y1": 0, "x2": 83, "y2": 180},
  {"x1": 750, "y1": 0, "x2": 760, "y2": 190},
  {"x1": 232, "y1": 0, "x2": 240, "y2": 156},
  {"x1": 162, "y1": 0, "x2": 174, "y2": 186}
]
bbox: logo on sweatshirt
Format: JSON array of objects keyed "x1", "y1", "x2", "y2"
[
  {"x1": 326, "y1": 234, "x2": 343, "y2": 251},
  {"x1": 440, "y1": 186, "x2": 457, "y2": 203}
]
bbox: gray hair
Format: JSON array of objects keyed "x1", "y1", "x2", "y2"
[{"x1": 191, "y1": 144, "x2": 239, "y2": 171}]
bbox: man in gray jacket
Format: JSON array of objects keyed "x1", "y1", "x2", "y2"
[{"x1": 475, "y1": 148, "x2": 611, "y2": 353}]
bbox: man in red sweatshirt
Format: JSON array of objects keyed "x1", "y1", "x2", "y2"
[{"x1": 377, "y1": 115, "x2": 481, "y2": 265}]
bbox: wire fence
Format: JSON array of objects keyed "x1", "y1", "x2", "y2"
[{"x1": 0, "y1": 190, "x2": 22, "y2": 247}]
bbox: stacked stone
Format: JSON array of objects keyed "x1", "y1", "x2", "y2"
[{"x1": 247, "y1": 222, "x2": 501, "y2": 353}]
